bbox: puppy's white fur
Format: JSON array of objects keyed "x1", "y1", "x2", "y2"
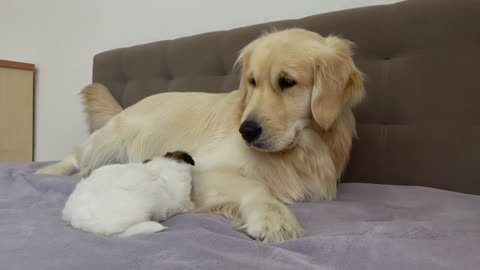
[{"x1": 62, "y1": 157, "x2": 194, "y2": 237}]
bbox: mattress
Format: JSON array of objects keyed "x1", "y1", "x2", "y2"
[{"x1": 1, "y1": 162, "x2": 479, "y2": 270}]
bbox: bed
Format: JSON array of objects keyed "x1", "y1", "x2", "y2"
[{"x1": 2, "y1": 0, "x2": 479, "y2": 269}]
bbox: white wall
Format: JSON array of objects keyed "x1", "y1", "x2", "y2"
[{"x1": 0, "y1": 0, "x2": 401, "y2": 161}]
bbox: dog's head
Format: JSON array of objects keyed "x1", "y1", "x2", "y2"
[{"x1": 236, "y1": 28, "x2": 365, "y2": 152}]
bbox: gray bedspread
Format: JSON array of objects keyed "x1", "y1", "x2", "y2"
[{"x1": 1, "y1": 162, "x2": 479, "y2": 270}]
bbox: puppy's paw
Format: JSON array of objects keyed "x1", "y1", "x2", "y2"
[{"x1": 244, "y1": 202, "x2": 303, "y2": 243}]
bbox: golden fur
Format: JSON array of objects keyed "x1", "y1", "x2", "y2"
[
  {"x1": 81, "y1": 83, "x2": 123, "y2": 133},
  {"x1": 36, "y1": 29, "x2": 365, "y2": 243}
]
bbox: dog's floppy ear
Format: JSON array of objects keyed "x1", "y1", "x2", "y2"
[
  {"x1": 234, "y1": 37, "x2": 263, "y2": 105},
  {"x1": 311, "y1": 36, "x2": 365, "y2": 130}
]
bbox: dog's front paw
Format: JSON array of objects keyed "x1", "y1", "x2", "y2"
[{"x1": 244, "y1": 202, "x2": 303, "y2": 243}]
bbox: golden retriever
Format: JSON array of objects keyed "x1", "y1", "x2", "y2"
[{"x1": 36, "y1": 28, "x2": 365, "y2": 243}]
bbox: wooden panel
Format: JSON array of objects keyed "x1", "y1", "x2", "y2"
[
  {"x1": 0, "y1": 66, "x2": 34, "y2": 162},
  {"x1": 0, "y1": 60, "x2": 35, "y2": 71}
]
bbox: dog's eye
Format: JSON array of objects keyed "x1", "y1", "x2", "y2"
[
  {"x1": 278, "y1": 77, "x2": 296, "y2": 90},
  {"x1": 248, "y1": 78, "x2": 256, "y2": 87}
]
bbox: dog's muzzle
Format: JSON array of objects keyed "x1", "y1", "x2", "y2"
[{"x1": 239, "y1": 120, "x2": 262, "y2": 144}]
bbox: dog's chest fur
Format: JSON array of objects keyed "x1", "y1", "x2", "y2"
[{"x1": 193, "y1": 128, "x2": 337, "y2": 203}]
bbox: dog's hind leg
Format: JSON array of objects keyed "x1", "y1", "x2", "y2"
[
  {"x1": 75, "y1": 128, "x2": 128, "y2": 177},
  {"x1": 36, "y1": 125, "x2": 127, "y2": 177},
  {"x1": 35, "y1": 155, "x2": 79, "y2": 176}
]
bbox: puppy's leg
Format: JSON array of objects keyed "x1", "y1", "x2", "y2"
[
  {"x1": 194, "y1": 170, "x2": 303, "y2": 243},
  {"x1": 118, "y1": 221, "x2": 167, "y2": 237},
  {"x1": 35, "y1": 155, "x2": 78, "y2": 176}
]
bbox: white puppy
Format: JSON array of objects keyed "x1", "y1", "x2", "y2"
[{"x1": 62, "y1": 151, "x2": 195, "y2": 237}]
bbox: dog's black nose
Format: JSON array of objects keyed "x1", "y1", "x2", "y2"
[{"x1": 239, "y1": 121, "x2": 262, "y2": 143}]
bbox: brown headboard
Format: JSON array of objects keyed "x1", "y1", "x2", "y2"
[{"x1": 92, "y1": 0, "x2": 480, "y2": 195}]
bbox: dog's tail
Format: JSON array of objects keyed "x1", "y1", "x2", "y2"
[
  {"x1": 81, "y1": 83, "x2": 123, "y2": 133},
  {"x1": 118, "y1": 221, "x2": 167, "y2": 237}
]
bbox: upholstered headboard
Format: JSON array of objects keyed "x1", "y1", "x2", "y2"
[{"x1": 92, "y1": 0, "x2": 480, "y2": 195}]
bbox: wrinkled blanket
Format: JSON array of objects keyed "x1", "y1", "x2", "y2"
[{"x1": 1, "y1": 162, "x2": 479, "y2": 270}]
